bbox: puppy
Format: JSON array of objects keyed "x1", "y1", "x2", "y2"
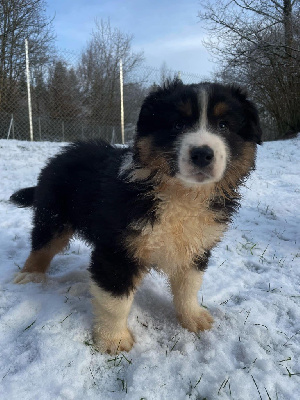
[{"x1": 10, "y1": 79, "x2": 262, "y2": 353}]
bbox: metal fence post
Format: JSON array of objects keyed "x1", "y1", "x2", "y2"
[
  {"x1": 119, "y1": 59, "x2": 125, "y2": 145},
  {"x1": 7, "y1": 114, "x2": 14, "y2": 139},
  {"x1": 25, "y1": 39, "x2": 33, "y2": 141},
  {"x1": 12, "y1": 113, "x2": 15, "y2": 139},
  {"x1": 38, "y1": 117, "x2": 41, "y2": 140}
]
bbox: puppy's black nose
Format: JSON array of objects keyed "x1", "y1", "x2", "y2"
[{"x1": 190, "y1": 146, "x2": 214, "y2": 168}]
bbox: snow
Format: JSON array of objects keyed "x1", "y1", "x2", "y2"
[{"x1": 0, "y1": 138, "x2": 299, "y2": 400}]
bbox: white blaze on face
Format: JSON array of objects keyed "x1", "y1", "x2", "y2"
[{"x1": 177, "y1": 89, "x2": 229, "y2": 185}]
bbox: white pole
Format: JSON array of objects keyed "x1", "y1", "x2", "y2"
[
  {"x1": 7, "y1": 115, "x2": 13, "y2": 139},
  {"x1": 12, "y1": 113, "x2": 14, "y2": 139},
  {"x1": 119, "y1": 59, "x2": 125, "y2": 145},
  {"x1": 25, "y1": 39, "x2": 33, "y2": 141},
  {"x1": 38, "y1": 117, "x2": 41, "y2": 140}
]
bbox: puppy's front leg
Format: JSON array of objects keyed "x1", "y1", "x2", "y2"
[
  {"x1": 169, "y1": 265, "x2": 213, "y2": 333},
  {"x1": 90, "y1": 281, "x2": 135, "y2": 354},
  {"x1": 89, "y1": 246, "x2": 142, "y2": 354}
]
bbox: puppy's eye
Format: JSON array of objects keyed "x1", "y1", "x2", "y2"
[
  {"x1": 174, "y1": 122, "x2": 185, "y2": 131},
  {"x1": 218, "y1": 121, "x2": 228, "y2": 130}
]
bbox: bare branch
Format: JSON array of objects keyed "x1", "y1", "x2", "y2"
[{"x1": 198, "y1": 0, "x2": 300, "y2": 138}]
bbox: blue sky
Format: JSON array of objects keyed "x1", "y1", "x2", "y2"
[{"x1": 46, "y1": 0, "x2": 214, "y2": 77}]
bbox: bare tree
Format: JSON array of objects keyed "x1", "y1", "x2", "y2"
[
  {"x1": 48, "y1": 61, "x2": 82, "y2": 120},
  {"x1": 0, "y1": 0, "x2": 55, "y2": 112},
  {"x1": 78, "y1": 19, "x2": 144, "y2": 130},
  {"x1": 198, "y1": 0, "x2": 300, "y2": 139}
]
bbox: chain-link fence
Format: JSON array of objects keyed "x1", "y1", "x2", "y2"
[{"x1": 0, "y1": 44, "x2": 203, "y2": 144}]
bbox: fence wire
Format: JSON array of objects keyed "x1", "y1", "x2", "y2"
[{"x1": 0, "y1": 48, "x2": 203, "y2": 143}]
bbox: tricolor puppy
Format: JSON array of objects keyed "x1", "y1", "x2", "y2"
[{"x1": 10, "y1": 79, "x2": 262, "y2": 354}]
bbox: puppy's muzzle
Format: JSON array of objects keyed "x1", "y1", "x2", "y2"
[{"x1": 190, "y1": 145, "x2": 214, "y2": 168}]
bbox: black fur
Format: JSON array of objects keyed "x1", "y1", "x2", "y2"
[
  {"x1": 10, "y1": 80, "x2": 262, "y2": 299},
  {"x1": 194, "y1": 250, "x2": 211, "y2": 272},
  {"x1": 11, "y1": 141, "x2": 157, "y2": 295},
  {"x1": 10, "y1": 187, "x2": 36, "y2": 207}
]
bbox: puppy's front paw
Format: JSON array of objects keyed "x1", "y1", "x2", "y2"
[
  {"x1": 93, "y1": 328, "x2": 134, "y2": 354},
  {"x1": 14, "y1": 272, "x2": 46, "y2": 284},
  {"x1": 178, "y1": 307, "x2": 214, "y2": 332}
]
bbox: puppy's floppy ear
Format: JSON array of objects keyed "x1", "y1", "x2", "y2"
[{"x1": 231, "y1": 86, "x2": 263, "y2": 144}]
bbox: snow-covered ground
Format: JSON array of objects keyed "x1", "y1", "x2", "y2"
[{"x1": 0, "y1": 138, "x2": 299, "y2": 400}]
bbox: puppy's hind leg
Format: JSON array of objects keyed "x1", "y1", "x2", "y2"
[{"x1": 14, "y1": 209, "x2": 73, "y2": 284}]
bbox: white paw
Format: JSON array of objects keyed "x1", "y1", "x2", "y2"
[
  {"x1": 177, "y1": 307, "x2": 214, "y2": 332},
  {"x1": 93, "y1": 328, "x2": 134, "y2": 354},
  {"x1": 14, "y1": 272, "x2": 46, "y2": 284}
]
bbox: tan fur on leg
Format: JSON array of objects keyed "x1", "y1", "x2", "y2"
[
  {"x1": 170, "y1": 268, "x2": 213, "y2": 332},
  {"x1": 14, "y1": 227, "x2": 73, "y2": 284},
  {"x1": 90, "y1": 281, "x2": 135, "y2": 354}
]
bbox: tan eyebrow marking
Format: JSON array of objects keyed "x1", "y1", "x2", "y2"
[
  {"x1": 213, "y1": 102, "x2": 229, "y2": 117},
  {"x1": 177, "y1": 100, "x2": 193, "y2": 117}
]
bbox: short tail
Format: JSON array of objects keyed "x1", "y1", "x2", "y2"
[{"x1": 10, "y1": 187, "x2": 36, "y2": 207}]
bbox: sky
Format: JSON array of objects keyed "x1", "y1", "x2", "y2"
[{"x1": 45, "y1": 0, "x2": 215, "y2": 78}]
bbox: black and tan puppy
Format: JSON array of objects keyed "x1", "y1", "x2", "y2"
[{"x1": 10, "y1": 79, "x2": 262, "y2": 353}]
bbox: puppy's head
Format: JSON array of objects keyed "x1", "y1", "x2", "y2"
[{"x1": 135, "y1": 79, "x2": 262, "y2": 185}]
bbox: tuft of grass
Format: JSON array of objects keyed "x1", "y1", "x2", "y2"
[
  {"x1": 264, "y1": 386, "x2": 272, "y2": 400},
  {"x1": 242, "y1": 357, "x2": 258, "y2": 373},
  {"x1": 107, "y1": 352, "x2": 132, "y2": 367},
  {"x1": 193, "y1": 373, "x2": 203, "y2": 389},
  {"x1": 258, "y1": 204, "x2": 277, "y2": 219},
  {"x1": 220, "y1": 295, "x2": 234, "y2": 305},
  {"x1": 259, "y1": 244, "x2": 269, "y2": 263},
  {"x1": 243, "y1": 309, "x2": 251, "y2": 325},
  {"x1": 23, "y1": 320, "x2": 36, "y2": 332},
  {"x1": 282, "y1": 330, "x2": 300, "y2": 347},
  {"x1": 200, "y1": 295, "x2": 208, "y2": 309},
  {"x1": 89, "y1": 367, "x2": 96, "y2": 386},
  {"x1": 263, "y1": 283, "x2": 281, "y2": 294},
  {"x1": 60, "y1": 312, "x2": 73, "y2": 324},
  {"x1": 251, "y1": 375, "x2": 262, "y2": 400},
  {"x1": 84, "y1": 341, "x2": 99, "y2": 354},
  {"x1": 14, "y1": 262, "x2": 21, "y2": 270},
  {"x1": 284, "y1": 367, "x2": 300, "y2": 377},
  {"x1": 170, "y1": 338, "x2": 180, "y2": 351},
  {"x1": 218, "y1": 377, "x2": 232, "y2": 397},
  {"x1": 168, "y1": 333, "x2": 180, "y2": 352},
  {"x1": 2, "y1": 368, "x2": 11, "y2": 381},
  {"x1": 278, "y1": 356, "x2": 291, "y2": 364},
  {"x1": 117, "y1": 377, "x2": 128, "y2": 393},
  {"x1": 136, "y1": 315, "x2": 148, "y2": 328},
  {"x1": 187, "y1": 374, "x2": 203, "y2": 397},
  {"x1": 238, "y1": 241, "x2": 257, "y2": 255},
  {"x1": 254, "y1": 324, "x2": 269, "y2": 330}
]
